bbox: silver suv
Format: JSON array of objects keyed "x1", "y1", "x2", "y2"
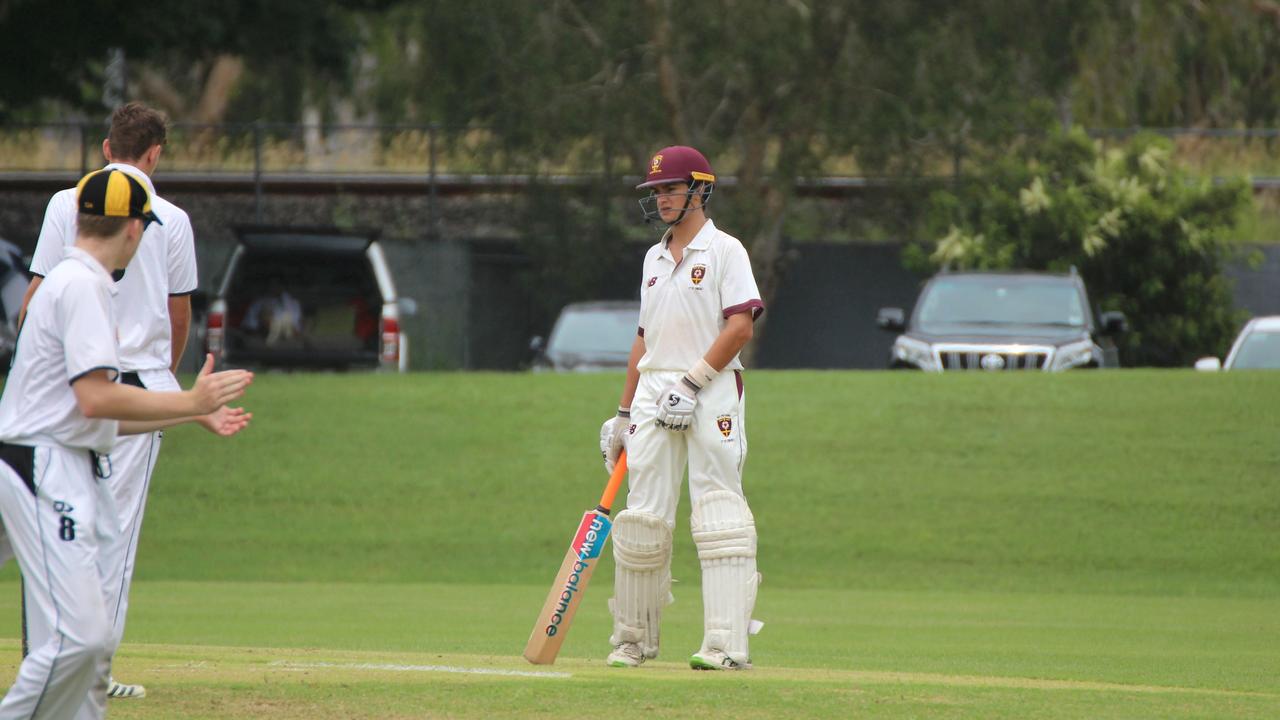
[
  {"x1": 877, "y1": 270, "x2": 1128, "y2": 371},
  {"x1": 530, "y1": 300, "x2": 640, "y2": 372}
]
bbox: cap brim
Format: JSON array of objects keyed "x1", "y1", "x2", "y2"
[{"x1": 636, "y1": 177, "x2": 685, "y2": 190}]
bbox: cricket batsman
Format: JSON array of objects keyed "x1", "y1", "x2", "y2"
[{"x1": 599, "y1": 146, "x2": 764, "y2": 670}]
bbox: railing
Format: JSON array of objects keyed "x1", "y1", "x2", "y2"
[
  {"x1": 0, "y1": 121, "x2": 646, "y2": 183},
  {"x1": 1, "y1": 122, "x2": 502, "y2": 230},
  {"x1": 4, "y1": 121, "x2": 1280, "y2": 218},
  {"x1": 5, "y1": 121, "x2": 1277, "y2": 244},
  {"x1": 4, "y1": 122, "x2": 1280, "y2": 175}
]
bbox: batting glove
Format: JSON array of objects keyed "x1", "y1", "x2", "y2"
[
  {"x1": 654, "y1": 379, "x2": 698, "y2": 431},
  {"x1": 600, "y1": 408, "x2": 630, "y2": 473},
  {"x1": 654, "y1": 359, "x2": 719, "y2": 432}
]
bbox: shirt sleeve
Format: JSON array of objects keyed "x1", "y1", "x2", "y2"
[
  {"x1": 166, "y1": 208, "x2": 199, "y2": 295},
  {"x1": 30, "y1": 190, "x2": 75, "y2": 277},
  {"x1": 638, "y1": 247, "x2": 656, "y2": 336},
  {"x1": 59, "y1": 278, "x2": 120, "y2": 383},
  {"x1": 719, "y1": 240, "x2": 764, "y2": 320}
]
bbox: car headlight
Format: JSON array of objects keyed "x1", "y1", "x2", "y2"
[
  {"x1": 893, "y1": 336, "x2": 939, "y2": 371},
  {"x1": 1051, "y1": 340, "x2": 1095, "y2": 370}
]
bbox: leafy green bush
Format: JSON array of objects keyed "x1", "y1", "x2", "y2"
[{"x1": 908, "y1": 125, "x2": 1252, "y2": 366}]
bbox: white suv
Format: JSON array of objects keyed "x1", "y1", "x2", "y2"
[
  {"x1": 205, "y1": 227, "x2": 414, "y2": 372},
  {"x1": 1195, "y1": 316, "x2": 1280, "y2": 371}
]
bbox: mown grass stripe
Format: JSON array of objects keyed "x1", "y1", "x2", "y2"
[{"x1": 269, "y1": 659, "x2": 571, "y2": 679}]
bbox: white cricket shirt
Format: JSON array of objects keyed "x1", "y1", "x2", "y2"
[
  {"x1": 637, "y1": 219, "x2": 764, "y2": 373},
  {"x1": 0, "y1": 247, "x2": 121, "y2": 453},
  {"x1": 31, "y1": 163, "x2": 197, "y2": 372}
]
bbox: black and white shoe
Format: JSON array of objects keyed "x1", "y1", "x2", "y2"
[{"x1": 107, "y1": 678, "x2": 146, "y2": 699}]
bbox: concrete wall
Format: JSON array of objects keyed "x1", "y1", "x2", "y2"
[
  {"x1": 2, "y1": 186, "x2": 1277, "y2": 370},
  {"x1": 1228, "y1": 244, "x2": 1280, "y2": 318},
  {"x1": 755, "y1": 243, "x2": 925, "y2": 369}
]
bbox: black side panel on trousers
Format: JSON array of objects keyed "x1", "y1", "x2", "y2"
[
  {"x1": 121, "y1": 371, "x2": 146, "y2": 388},
  {"x1": 0, "y1": 442, "x2": 35, "y2": 496}
]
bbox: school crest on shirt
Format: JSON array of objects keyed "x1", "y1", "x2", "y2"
[
  {"x1": 716, "y1": 414, "x2": 733, "y2": 438},
  {"x1": 691, "y1": 264, "x2": 707, "y2": 286}
]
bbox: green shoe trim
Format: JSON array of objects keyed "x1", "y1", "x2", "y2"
[{"x1": 689, "y1": 654, "x2": 722, "y2": 670}]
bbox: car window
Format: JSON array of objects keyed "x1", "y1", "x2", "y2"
[
  {"x1": 1231, "y1": 330, "x2": 1280, "y2": 369},
  {"x1": 226, "y1": 252, "x2": 382, "y2": 349},
  {"x1": 548, "y1": 308, "x2": 638, "y2": 356},
  {"x1": 918, "y1": 277, "x2": 1085, "y2": 328}
]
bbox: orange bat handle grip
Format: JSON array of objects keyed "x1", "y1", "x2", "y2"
[{"x1": 597, "y1": 451, "x2": 628, "y2": 514}]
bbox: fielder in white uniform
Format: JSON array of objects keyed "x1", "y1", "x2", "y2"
[
  {"x1": 0, "y1": 168, "x2": 252, "y2": 720},
  {"x1": 599, "y1": 146, "x2": 764, "y2": 671},
  {"x1": 19, "y1": 102, "x2": 206, "y2": 701}
]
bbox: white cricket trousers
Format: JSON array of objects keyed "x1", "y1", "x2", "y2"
[
  {"x1": 26, "y1": 369, "x2": 173, "y2": 670},
  {"x1": 0, "y1": 444, "x2": 113, "y2": 720},
  {"x1": 624, "y1": 369, "x2": 749, "y2": 526}
]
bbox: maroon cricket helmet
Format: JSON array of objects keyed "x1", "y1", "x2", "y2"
[{"x1": 636, "y1": 146, "x2": 716, "y2": 190}]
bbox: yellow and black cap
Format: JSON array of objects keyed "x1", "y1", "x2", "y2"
[{"x1": 75, "y1": 169, "x2": 162, "y2": 227}]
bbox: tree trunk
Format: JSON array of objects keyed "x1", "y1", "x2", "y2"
[
  {"x1": 737, "y1": 184, "x2": 789, "y2": 367},
  {"x1": 192, "y1": 54, "x2": 244, "y2": 125},
  {"x1": 646, "y1": 0, "x2": 690, "y2": 144},
  {"x1": 731, "y1": 118, "x2": 808, "y2": 366},
  {"x1": 135, "y1": 66, "x2": 187, "y2": 117}
]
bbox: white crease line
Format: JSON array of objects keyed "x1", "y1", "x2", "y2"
[{"x1": 268, "y1": 660, "x2": 571, "y2": 679}]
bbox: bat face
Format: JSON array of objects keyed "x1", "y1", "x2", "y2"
[
  {"x1": 542, "y1": 511, "x2": 612, "y2": 638},
  {"x1": 524, "y1": 509, "x2": 614, "y2": 664},
  {"x1": 525, "y1": 453, "x2": 627, "y2": 665}
]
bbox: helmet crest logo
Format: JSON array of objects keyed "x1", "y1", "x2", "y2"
[{"x1": 649, "y1": 154, "x2": 663, "y2": 175}]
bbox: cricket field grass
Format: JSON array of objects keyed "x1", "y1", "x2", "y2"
[{"x1": 0, "y1": 370, "x2": 1275, "y2": 718}]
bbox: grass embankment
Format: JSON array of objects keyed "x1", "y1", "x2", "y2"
[{"x1": 0, "y1": 370, "x2": 1274, "y2": 718}]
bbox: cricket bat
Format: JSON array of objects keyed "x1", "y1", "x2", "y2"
[{"x1": 523, "y1": 452, "x2": 628, "y2": 665}]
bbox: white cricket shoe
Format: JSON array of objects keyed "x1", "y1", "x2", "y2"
[
  {"x1": 689, "y1": 649, "x2": 751, "y2": 671},
  {"x1": 107, "y1": 678, "x2": 146, "y2": 699},
  {"x1": 606, "y1": 642, "x2": 645, "y2": 668}
]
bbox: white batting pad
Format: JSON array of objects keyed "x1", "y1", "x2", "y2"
[
  {"x1": 691, "y1": 490, "x2": 760, "y2": 665},
  {"x1": 609, "y1": 510, "x2": 673, "y2": 658}
]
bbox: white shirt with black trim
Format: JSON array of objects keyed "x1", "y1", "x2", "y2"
[
  {"x1": 31, "y1": 162, "x2": 198, "y2": 372},
  {"x1": 0, "y1": 247, "x2": 121, "y2": 453},
  {"x1": 637, "y1": 218, "x2": 764, "y2": 373}
]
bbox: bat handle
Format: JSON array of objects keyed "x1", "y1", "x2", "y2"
[{"x1": 596, "y1": 451, "x2": 627, "y2": 515}]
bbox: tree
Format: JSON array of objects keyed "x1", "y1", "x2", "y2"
[
  {"x1": 911, "y1": 125, "x2": 1252, "y2": 366},
  {"x1": 0, "y1": 1, "x2": 149, "y2": 119},
  {"x1": 1070, "y1": 0, "x2": 1280, "y2": 128},
  {"x1": 5, "y1": 0, "x2": 1272, "y2": 360},
  {"x1": 356, "y1": 0, "x2": 1114, "y2": 352},
  {"x1": 0, "y1": 0, "x2": 380, "y2": 123}
]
